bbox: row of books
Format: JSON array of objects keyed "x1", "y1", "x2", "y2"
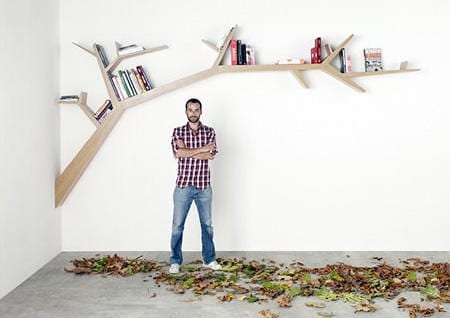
[
  {"x1": 94, "y1": 99, "x2": 113, "y2": 123},
  {"x1": 230, "y1": 40, "x2": 255, "y2": 65},
  {"x1": 311, "y1": 37, "x2": 382, "y2": 73},
  {"x1": 108, "y1": 65, "x2": 154, "y2": 101}
]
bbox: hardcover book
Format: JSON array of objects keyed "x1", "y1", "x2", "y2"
[{"x1": 364, "y1": 48, "x2": 383, "y2": 72}]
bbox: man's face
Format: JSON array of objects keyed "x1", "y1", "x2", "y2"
[{"x1": 186, "y1": 102, "x2": 202, "y2": 124}]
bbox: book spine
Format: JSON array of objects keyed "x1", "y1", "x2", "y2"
[
  {"x1": 124, "y1": 70, "x2": 137, "y2": 96},
  {"x1": 97, "y1": 104, "x2": 113, "y2": 123},
  {"x1": 118, "y1": 70, "x2": 132, "y2": 97},
  {"x1": 136, "y1": 66, "x2": 151, "y2": 90},
  {"x1": 129, "y1": 69, "x2": 142, "y2": 94},
  {"x1": 241, "y1": 43, "x2": 247, "y2": 65},
  {"x1": 230, "y1": 40, "x2": 237, "y2": 65},
  {"x1": 137, "y1": 65, "x2": 153, "y2": 89},
  {"x1": 315, "y1": 37, "x2": 321, "y2": 63},
  {"x1": 95, "y1": 44, "x2": 109, "y2": 68},
  {"x1": 237, "y1": 40, "x2": 243, "y2": 65},
  {"x1": 108, "y1": 74, "x2": 121, "y2": 101},
  {"x1": 95, "y1": 100, "x2": 112, "y2": 119},
  {"x1": 112, "y1": 75, "x2": 126, "y2": 101},
  {"x1": 346, "y1": 54, "x2": 352, "y2": 73},
  {"x1": 133, "y1": 69, "x2": 147, "y2": 92},
  {"x1": 339, "y1": 48, "x2": 346, "y2": 73}
]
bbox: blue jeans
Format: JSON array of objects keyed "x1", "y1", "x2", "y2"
[{"x1": 170, "y1": 186, "x2": 216, "y2": 265}]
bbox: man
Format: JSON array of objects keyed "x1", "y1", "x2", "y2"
[{"x1": 169, "y1": 98, "x2": 222, "y2": 274}]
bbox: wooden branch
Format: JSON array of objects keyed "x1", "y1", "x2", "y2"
[
  {"x1": 321, "y1": 64, "x2": 366, "y2": 92},
  {"x1": 213, "y1": 25, "x2": 238, "y2": 67},
  {"x1": 106, "y1": 45, "x2": 169, "y2": 73},
  {"x1": 202, "y1": 39, "x2": 220, "y2": 52},
  {"x1": 291, "y1": 70, "x2": 309, "y2": 88},
  {"x1": 55, "y1": 107, "x2": 125, "y2": 207},
  {"x1": 322, "y1": 34, "x2": 354, "y2": 65},
  {"x1": 218, "y1": 64, "x2": 321, "y2": 72},
  {"x1": 72, "y1": 42, "x2": 95, "y2": 56},
  {"x1": 342, "y1": 68, "x2": 420, "y2": 78},
  {"x1": 123, "y1": 68, "x2": 216, "y2": 109},
  {"x1": 77, "y1": 92, "x2": 100, "y2": 128}
]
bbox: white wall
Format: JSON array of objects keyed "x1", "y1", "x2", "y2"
[
  {"x1": 60, "y1": 0, "x2": 450, "y2": 251},
  {"x1": 0, "y1": 0, "x2": 60, "y2": 299}
]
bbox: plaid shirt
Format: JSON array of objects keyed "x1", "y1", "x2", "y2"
[{"x1": 171, "y1": 122, "x2": 216, "y2": 190}]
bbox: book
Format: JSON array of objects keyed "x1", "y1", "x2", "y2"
[
  {"x1": 129, "y1": 69, "x2": 143, "y2": 94},
  {"x1": 94, "y1": 100, "x2": 112, "y2": 119},
  {"x1": 132, "y1": 69, "x2": 147, "y2": 92},
  {"x1": 364, "y1": 48, "x2": 383, "y2": 72},
  {"x1": 339, "y1": 48, "x2": 347, "y2": 73},
  {"x1": 315, "y1": 37, "x2": 322, "y2": 63},
  {"x1": 58, "y1": 95, "x2": 79, "y2": 102},
  {"x1": 136, "y1": 66, "x2": 151, "y2": 90},
  {"x1": 108, "y1": 74, "x2": 121, "y2": 101},
  {"x1": 237, "y1": 40, "x2": 243, "y2": 65},
  {"x1": 240, "y1": 43, "x2": 247, "y2": 65},
  {"x1": 95, "y1": 44, "x2": 109, "y2": 68},
  {"x1": 345, "y1": 54, "x2": 352, "y2": 73},
  {"x1": 118, "y1": 44, "x2": 145, "y2": 55},
  {"x1": 125, "y1": 69, "x2": 138, "y2": 96},
  {"x1": 136, "y1": 65, "x2": 153, "y2": 89},
  {"x1": 245, "y1": 45, "x2": 256, "y2": 65},
  {"x1": 230, "y1": 40, "x2": 238, "y2": 65},
  {"x1": 275, "y1": 58, "x2": 305, "y2": 65},
  {"x1": 118, "y1": 70, "x2": 132, "y2": 97},
  {"x1": 111, "y1": 75, "x2": 126, "y2": 101}
]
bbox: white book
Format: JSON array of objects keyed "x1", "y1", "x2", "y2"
[{"x1": 118, "y1": 46, "x2": 145, "y2": 55}]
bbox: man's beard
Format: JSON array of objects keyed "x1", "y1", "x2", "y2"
[{"x1": 188, "y1": 116, "x2": 199, "y2": 123}]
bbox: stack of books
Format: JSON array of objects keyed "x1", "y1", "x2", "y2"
[
  {"x1": 230, "y1": 39, "x2": 255, "y2": 65},
  {"x1": 109, "y1": 65, "x2": 153, "y2": 101},
  {"x1": 118, "y1": 44, "x2": 145, "y2": 56},
  {"x1": 57, "y1": 95, "x2": 79, "y2": 103},
  {"x1": 94, "y1": 100, "x2": 113, "y2": 123},
  {"x1": 310, "y1": 37, "x2": 322, "y2": 64}
]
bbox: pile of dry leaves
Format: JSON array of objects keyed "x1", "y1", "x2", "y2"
[{"x1": 65, "y1": 255, "x2": 449, "y2": 317}]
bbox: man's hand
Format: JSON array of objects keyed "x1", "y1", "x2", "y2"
[
  {"x1": 174, "y1": 140, "x2": 217, "y2": 159},
  {"x1": 201, "y1": 142, "x2": 216, "y2": 153}
]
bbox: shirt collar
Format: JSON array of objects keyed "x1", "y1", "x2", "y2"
[{"x1": 185, "y1": 121, "x2": 203, "y2": 132}]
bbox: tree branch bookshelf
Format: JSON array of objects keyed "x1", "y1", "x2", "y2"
[{"x1": 56, "y1": 25, "x2": 420, "y2": 207}]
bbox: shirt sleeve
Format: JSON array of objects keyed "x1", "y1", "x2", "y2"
[
  {"x1": 171, "y1": 128, "x2": 180, "y2": 156},
  {"x1": 208, "y1": 128, "x2": 217, "y2": 149}
]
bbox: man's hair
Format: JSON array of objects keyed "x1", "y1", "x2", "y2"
[{"x1": 185, "y1": 98, "x2": 202, "y2": 111}]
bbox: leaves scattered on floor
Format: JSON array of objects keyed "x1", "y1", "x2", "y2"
[{"x1": 65, "y1": 255, "x2": 449, "y2": 317}]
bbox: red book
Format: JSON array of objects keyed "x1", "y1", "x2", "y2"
[
  {"x1": 315, "y1": 37, "x2": 322, "y2": 63},
  {"x1": 310, "y1": 47, "x2": 318, "y2": 64},
  {"x1": 230, "y1": 40, "x2": 237, "y2": 65}
]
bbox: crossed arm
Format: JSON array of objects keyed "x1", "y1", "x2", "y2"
[{"x1": 174, "y1": 140, "x2": 217, "y2": 160}]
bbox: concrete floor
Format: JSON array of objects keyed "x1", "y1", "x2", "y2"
[{"x1": 0, "y1": 251, "x2": 448, "y2": 318}]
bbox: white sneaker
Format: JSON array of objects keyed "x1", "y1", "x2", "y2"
[
  {"x1": 169, "y1": 263, "x2": 180, "y2": 274},
  {"x1": 203, "y1": 261, "x2": 222, "y2": 270}
]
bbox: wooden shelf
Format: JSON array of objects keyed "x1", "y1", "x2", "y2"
[
  {"x1": 56, "y1": 25, "x2": 420, "y2": 207},
  {"x1": 105, "y1": 45, "x2": 169, "y2": 73}
]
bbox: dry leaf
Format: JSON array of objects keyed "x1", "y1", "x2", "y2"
[
  {"x1": 276, "y1": 294, "x2": 293, "y2": 307},
  {"x1": 305, "y1": 302, "x2": 327, "y2": 308},
  {"x1": 259, "y1": 309, "x2": 280, "y2": 318},
  {"x1": 180, "y1": 296, "x2": 202, "y2": 302},
  {"x1": 317, "y1": 311, "x2": 334, "y2": 317}
]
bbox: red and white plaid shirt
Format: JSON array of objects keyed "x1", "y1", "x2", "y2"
[{"x1": 171, "y1": 122, "x2": 216, "y2": 190}]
